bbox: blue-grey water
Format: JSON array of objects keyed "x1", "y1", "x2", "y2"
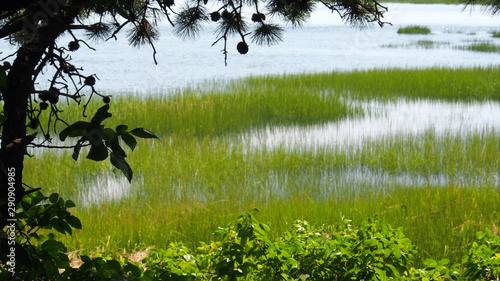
[{"x1": 2, "y1": 4, "x2": 500, "y2": 93}]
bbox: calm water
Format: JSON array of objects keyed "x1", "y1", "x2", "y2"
[
  {"x1": 2, "y1": 4, "x2": 499, "y2": 93},
  {"x1": 242, "y1": 100, "x2": 500, "y2": 150}
]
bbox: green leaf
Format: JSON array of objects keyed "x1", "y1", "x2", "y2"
[
  {"x1": 66, "y1": 215, "x2": 82, "y2": 229},
  {"x1": 0, "y1": 65, "x2": 6, "y2": 88},
  {"x1": 437, "y1": 259, "x2": 450, "y2": 266},
  {"x1": 59, "y1": 121, "x2": 92, "y2": 141},
  {"x1": 49, "y1": 193, "x2": 59, "y2": 204},
  {"x1": 65, "y1": 200, "x2": 76, "y2": 208},
  {"x1": 130, "y1": 128, "x2": 159, "y2": 139},
  {"x1": 0, "y1": 113, "x2": 6, "y2": 124},
  {"x1": 107, "y1": 259, "x2": 122, "y2": 271},
  {"x1": 475, "y1": 231, "x2": 484, "y2": 240},
  {"x1": 116, "y1": 125, "x2": 128, "y2": 133},
  {"x1": 87, "y1": 141, "x2": 108, "y2": 161},
  {"x1": 81, "y1": 255, "x2": 91, "y2": 263},
  {"x1": 51, "y1": 219, "x2": 66, "y2": 234},
  {"x1": 61, "y1": 220, "x2": 73, "y2": 235},
  {"x1": 91, "y1": 104, "x2": 112, "y2": 125},
  {"x1": 57, "y1": 210, "x2": 70, "y2": 219},
  {"x1": 121, "y1": 133, "x2": 137, "y2": 151},
  {"x1": 103, "y1": 128, "x2": 116, "y2": 141},
  {"x1": 108, "y1": 137, "x2": 127, "y2": 158},
  {"x1": 384, "y1": 264, "x2": 399, "y2": 277},
  {"x1": 110, "y1": 152, "x2": 133, "y2": 182},
  {"x1": 124, "y1": 263, "x2": 143, "y2": 277}
]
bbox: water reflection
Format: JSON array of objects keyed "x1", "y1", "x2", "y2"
[
  {"x1": 79, "y1": 174, "x2": 132, "y2": 206},
  {"x1": 241, "y1": 100, "x2": 500, "y2": 150}
]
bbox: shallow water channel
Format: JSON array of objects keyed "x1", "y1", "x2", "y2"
[{"x1": 241, "y1": 99, "x2": 500, "y2": 150}]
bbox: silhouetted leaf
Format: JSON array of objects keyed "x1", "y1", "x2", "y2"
[
  {"x1": 66, "y1": 215, "x2": 82, "y2": 229},
  {"x1": 116, "y1": 125, "x2": 128, "y2": 133},
  {"x1": 130, "y1": 128, "x2": 159, "y2": 139},
  {"x1": 87, "y1": 141, "x2": 108, "y2": 161},
  {"x1": 49, "y1": 193, "x2": 59, "y2": 204},
  {"x1": 91, "y1": 104, "x2": 112, "y2": 125},
  {"x1": 121, "y1": 133, "x2": 137, "y2": 150},
  {"x1": 59, "y1": 121, "x2": 92, "y2": 141},
  {"x1": 108, "y1": 137, "x2": 127, "y2": 158},
  {"x1": 110, "y1": 152, "x2": 133, "y2": 182},
  {"x1": 65, "y1": 200, "x2": 76, "y2": 208}
]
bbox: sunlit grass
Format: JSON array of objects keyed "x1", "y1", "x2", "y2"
[
  {"x1": 25, "y1": 128, "x2": 500, "y2": 266},
  {"x1": 19, "y1": 66, "x2": 500, "y2": 268},
  {"x1": 240, "y1": 67, "x2": 500, "y2": 101},
  {"x1": 397, "y1": 25, "x2": 432, "y2": 34},
  {"x1": 47, "y1": 84, "x2": 357, "y2": 138},
  {"x1": 461, "y1": 42, "x2": 500, "y2": 53}
]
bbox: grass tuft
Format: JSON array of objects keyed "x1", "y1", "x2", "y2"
[
  {"x1": 397, "y1": 25, "x2": 431, "y2": 35},
  {"x1": 461, "y1": 42, "x2": 500, "y2": 53}
]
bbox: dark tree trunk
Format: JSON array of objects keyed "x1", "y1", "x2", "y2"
[{"x1": 0, "y1": 1, "x2": 83, "y2": 229}]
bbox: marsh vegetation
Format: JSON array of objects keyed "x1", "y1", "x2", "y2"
[{"x1": 24, "y1": 67, "x2": 500, "y2": 268}]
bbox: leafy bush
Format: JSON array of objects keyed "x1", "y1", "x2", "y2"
[
  {"x1": 462, "y1": 229, "x2": 500, "y2": 280},
  {"x1": 2, "y1": 199, "x2": 500, "y2": 280}
]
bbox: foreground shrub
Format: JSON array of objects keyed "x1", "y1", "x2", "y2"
[
  {"x1": 2, "y1": 201, "x2": 500, "y2": 280},
  {"x1": 462, "y1": 229, "x2": 500, "y2": 280}
]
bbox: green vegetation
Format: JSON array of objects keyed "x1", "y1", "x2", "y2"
[
  {"x1": 461, "y1": 42, "x2": 500, "y2": 53},
  {"x1": 492, "y1": 31, "x2": 500, "y2": 38},
  {"x1": 416, "y1": 39, "x2": 436, "y2": 48},
  {"x1": 47, "y1": 85, "x2": 357, "y2": 138},
  {"x1": 241, "y1": 67, "x2": 500, "y2": 101},
  {"x1": 7, "y1": 209, "x2": 500, "y2": 280},
  {"x1": 21, "y1": 67, "x2": 500, "y2": 273},
  {"x1": 397, "y1": 25, "x2": 432, "y2": 34}
]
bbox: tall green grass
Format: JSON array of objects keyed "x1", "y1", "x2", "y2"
[
  {"x1": 48, "y1": 85, "x2": 357, "y2": 138},
  {"x1": 397, "y1": 25, "x2": 432, "y2": 34},
  {"x1": 461, "y1": 42, "x2": 500, "y2": 53},
  {"x1": 239, "y1": 67, "x2": 500, "y2": 101},
  {"x1": 24, "y1": 129, "x2": 500, "y2": 266},
  {"x1": 17, "y1": 67, "x2": 500, "y2": 267}
]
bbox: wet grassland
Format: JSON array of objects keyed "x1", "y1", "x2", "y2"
[{"x1": 26, "y1": 66, "x2": 500, "y2": 266}]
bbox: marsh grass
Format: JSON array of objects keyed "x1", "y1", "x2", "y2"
[
  {"x1": 21, "y1": 67, "x2": 500, "y2": 267},
  {"x1": 397, "y1": 25, "x2": 432, "y2": 34},
  {"x1": 461, "y1": 42, "x2": 500, "y2": 53},
  {"x1": 492, "y1": 31, "x2": 500, "y2": 38},
  {"x1": 240, "y1": 67, "x2": 500, "y2": 101},
  {"x1": 416, "y1": 39, "x2": 435, "y2": 48},
  {"x1": 26, "y1": 129, "x2": 500, "y2": 266},
  {"x1": 46, "y1": 85, "x2": 357, "y2": 138}
]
